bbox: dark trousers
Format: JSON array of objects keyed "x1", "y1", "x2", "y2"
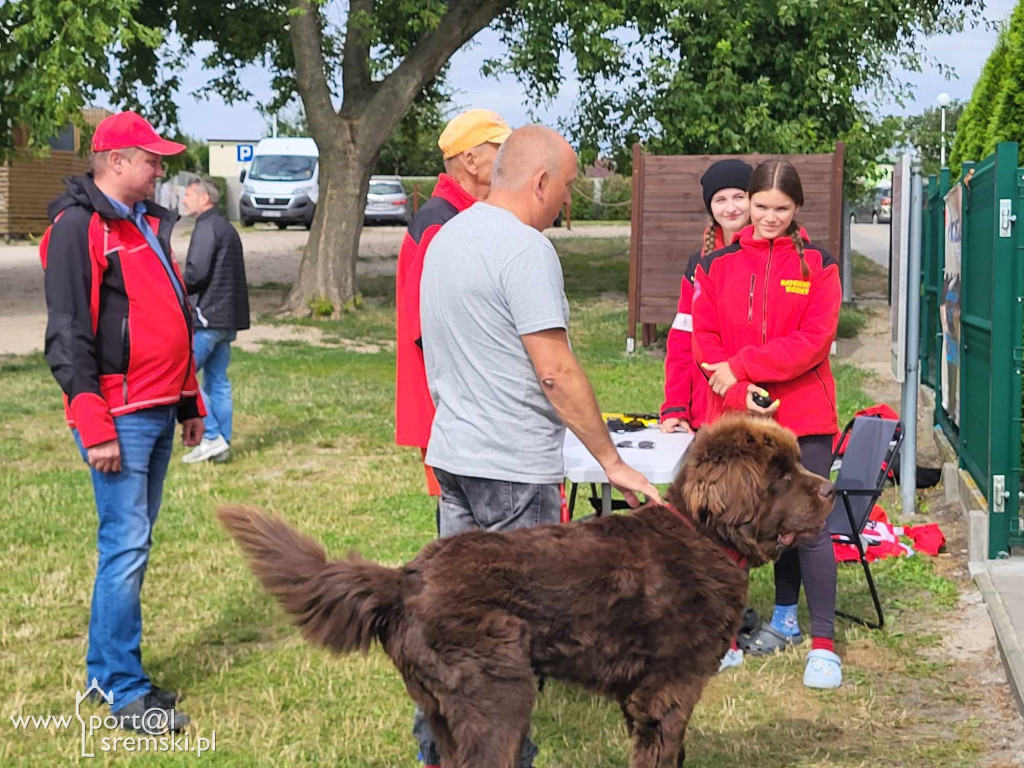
[{"x1": 773, "y1": 434, "x2": 838, "y2": 639}]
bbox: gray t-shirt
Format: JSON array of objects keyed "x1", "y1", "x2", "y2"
[{"x1": 421, "y1": 202, "x2": 570, "y2": 484}]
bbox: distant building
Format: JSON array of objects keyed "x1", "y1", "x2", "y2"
[{"x1": 0, "y1": 108, "x2": 110, "y2": 238}]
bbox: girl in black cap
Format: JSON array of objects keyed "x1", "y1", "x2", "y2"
[{"x1": 661, "y1": 159, "x2": 753, "y2": 436}]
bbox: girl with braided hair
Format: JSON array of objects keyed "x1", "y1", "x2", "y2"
[
  {"x1": 691, "y1": 159, "x2": 843, "y2": 689},
  {"x1": 660, "y1": 159, "x2": 752, "y2": 435}
]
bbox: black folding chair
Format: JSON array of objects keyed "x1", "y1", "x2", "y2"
[{"x1": 828, "y1": 416, "x2": 904, "y2": 630}]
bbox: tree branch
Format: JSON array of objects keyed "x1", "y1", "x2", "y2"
[
  {"x1": 369, "y1": 0, "x2": 510, "y2": 136},
  {"x1": 341, "y1": 0, "x2": 373, "y2": 107},
  {"x1": 289, "y1": 0, "x2": 336, "y2": 136}
]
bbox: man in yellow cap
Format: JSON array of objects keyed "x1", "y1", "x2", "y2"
[
  {"x1": 395, "y1": 109, "x2": 511, "y2": 498},
  {"x1": 393, "y1": 108, "x2": 510, "y2": 768}
]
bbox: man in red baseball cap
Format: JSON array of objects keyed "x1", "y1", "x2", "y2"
[{"x1": 38, "y1": 111, "x2": 199, "y2": 733}]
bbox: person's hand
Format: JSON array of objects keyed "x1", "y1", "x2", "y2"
[
  {"x1": 660, "y1": 417, "x2": 691, "y2": 433},
  {"x1": 745, "y1": 384, "x2": 780, "y2": 417},
  {"x1": 702, "y1": 361, "x2": 738, "y2": 397},
  {"x1": 182, "y1": 418, "x2": 204, "y2": 447},
  {"x1": 87, "y1": 439, "x2": 121, "y2": 473},
  {"x1": 603, "y1": 457, "x2": 663, "y2": 508}
]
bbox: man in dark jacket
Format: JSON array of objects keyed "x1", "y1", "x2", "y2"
[
  {"x1": 180, "y1": 177, "x2": 250, "y2": 464},
  {"x1": 40, "y1": 111, "x2": 201, "y2": 731}
]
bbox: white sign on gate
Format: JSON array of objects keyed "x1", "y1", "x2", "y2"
[{"x1": 940, "y1": 183, "x2": 963, "y2": 426}]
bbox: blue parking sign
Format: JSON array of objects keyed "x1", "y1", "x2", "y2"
[{"x1": 237, "y1": 144, "x2": 254, "y2": 162}]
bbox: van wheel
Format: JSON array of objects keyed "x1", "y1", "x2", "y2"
[
  {"x1": 276, "y1": 222, "x2": 288, "y2": 230},
  {"x1": 241, "y1": 218, "x2": 253, "y2": 227},
  {"x1": 304, "y1": 219, "x2": 313, "y2": 230},
  {"x1": 872, "y1": 212, "x2": 879, "y2": 225}
]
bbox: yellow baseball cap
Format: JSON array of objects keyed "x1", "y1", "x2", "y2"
[{"x1": 438, "y1": 109, "x2": 512, "y2": 159}]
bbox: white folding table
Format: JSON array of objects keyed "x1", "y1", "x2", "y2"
[{"x1": 562, "y1": 426, "x2": 694, "y2": 516}]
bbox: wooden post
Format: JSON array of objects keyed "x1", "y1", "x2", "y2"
[
  {"x1": 566, "y1": 199, "x2": 572, "y2": 231},
  {"x1": 413, "y1": 181, "x2": 419, "y2": 214},
  {"x1": 828, "y1": 141, "x2": 845, "y2": 261}
]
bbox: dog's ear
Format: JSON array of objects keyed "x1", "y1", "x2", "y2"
[{"x1": 666, "y1": 415, "x2": 787, "y2": 563}]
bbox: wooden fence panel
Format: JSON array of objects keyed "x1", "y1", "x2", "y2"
[{"x1": 4, "y1": 152, "x2": 91, "y2": 236}]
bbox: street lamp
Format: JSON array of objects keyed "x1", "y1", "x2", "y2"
[{"x1": 937, "y1": 92, "x2": 951, "y2": 168}]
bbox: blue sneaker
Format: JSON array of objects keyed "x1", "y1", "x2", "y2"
[{"x1": 803, "y1": 649, "x2": 842, "y2": 689}]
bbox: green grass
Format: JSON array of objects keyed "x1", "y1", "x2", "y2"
[
  {"x1": 837, "y1": 305, "x2": 871, "y2": 339},
  {"x1": 852, "y1": 251, "x2": 888, "y2": 298},
  {"x1": 0, "y1": 238, "x2": 985, "y2": 766}
]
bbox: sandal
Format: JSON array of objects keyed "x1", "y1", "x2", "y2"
[{"x1": 740, "y1": 623, "x2": 803, "y2": 656}]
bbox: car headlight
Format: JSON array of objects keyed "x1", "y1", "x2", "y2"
[
  {"x1": 292, "y1": 185, "x2": 315, "y2": 196},
  {"x1": 243, "y1": 185, "x2": 255, "y2": 195}
]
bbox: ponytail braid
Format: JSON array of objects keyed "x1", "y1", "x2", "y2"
[
  {"x1": 702, "y1": 219, "x2": 717, "y2": 256},
  {"x1": 788, "y1": 221, "x2": 810, "y2": 278}
]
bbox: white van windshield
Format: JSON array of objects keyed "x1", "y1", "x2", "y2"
[{"x1": 248, "y1": 155, "x2": 317, "y2": 181}]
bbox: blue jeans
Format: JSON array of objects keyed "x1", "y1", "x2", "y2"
[
  {"x1": 193, "y1": 328, "x2": 237, "y2": 442},
  {"x1": 73, "y1": 406, "x2": 176, "y2": 712}
]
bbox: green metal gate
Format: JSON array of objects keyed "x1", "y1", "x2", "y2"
[{"x1": 921, "y1": 143, "x2": 1024, "y2": 557}]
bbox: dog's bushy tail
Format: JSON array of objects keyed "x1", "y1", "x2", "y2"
[{"x1": 218, "y1": 505, "x2": 402, "y2": 654}]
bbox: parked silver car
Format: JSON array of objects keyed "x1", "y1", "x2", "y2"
[{"x1": 365, "y1": 176, "x2": 412, "y2": 225}]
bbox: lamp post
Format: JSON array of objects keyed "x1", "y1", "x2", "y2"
[{"x1": 937, "y1": 92, "x2": 951, "y2": 168}]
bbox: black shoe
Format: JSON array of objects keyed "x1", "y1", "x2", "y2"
[
  {"x1": 150, "y1": 685, "x2": 179, "y2": 708},
  {"x1": 86, "y1": 685, "x2": 178, "y2": 708},
  {"x1": 114, "y1": 692, "x2": 189, "y2": 733}
]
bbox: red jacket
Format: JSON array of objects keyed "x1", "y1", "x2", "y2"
[
  {"x1": 691, "y1": 225, "x2": 841, "y2": 437},
  {"x1": 40, "y1": 175, "x2": 203, "y2": 448},
  {"x1": 395, "y1": 174, "x2": 477, "y2": 447},
  {"x1": 661, "y1": 226, "x2": 726, "y2": 429}
]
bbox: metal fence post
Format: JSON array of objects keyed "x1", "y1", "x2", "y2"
[
  {"x1": 957, "y1": 161, "x2": 974, "y2": 475},
  {"x1": 987, "y1": 142, "x2": 1020, "y2": 557},
  {"x1": 901, "y1": 167, "x2": 923, "y2": 516}
]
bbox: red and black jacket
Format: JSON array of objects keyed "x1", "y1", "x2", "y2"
[
  {"x1": 660, "y1": 225, "x2": 727, "y2": 429},
  {"x1": 395, "y1": 174, "x2": 477, "y2": 448},
  {"x1": 691, "y1": 225, "x2": 841, "y2": 437},
  {"x1": 40, "y1": 175, "x2": 203, "y2": 448}
]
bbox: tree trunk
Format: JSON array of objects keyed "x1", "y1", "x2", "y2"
[
  {"x1": 279, "y1": 0, "x2": 509, "y2": 316},
  {"x1": 279, "y1": 135, "x2": 372, "y2": 317}
]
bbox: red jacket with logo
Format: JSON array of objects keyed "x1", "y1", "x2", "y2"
[
  {"x1": 691, "y1": 225, "x2": 841, "y2": 437},
  {"x1": 40, "y1": 175, "x2": 203, "y2": 448},
  {"x1": 395, "y1": 174, "x2": 477, "y2": 447},
  {"x1": 661, "y1": 226, "x2": 726, "y2": 429}
]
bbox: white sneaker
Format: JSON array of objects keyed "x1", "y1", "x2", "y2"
[
  {"x1": 718, "y1": 647, "x2": 744, "y2": 672},
  {"x1": 182, "y1": 435, "x2": 230, "y2": 464}
]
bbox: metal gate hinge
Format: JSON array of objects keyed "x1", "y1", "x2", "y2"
[
  {"x1": 1000, "y1": 199, "x2": 1015, "y2": 238},
  {"x1": 994, "y1": 475, "x2": 1010, "y2": 513}
]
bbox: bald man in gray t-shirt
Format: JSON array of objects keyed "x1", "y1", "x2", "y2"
[{"x1": 420, "y1": 126, "x2": 659, "y2": 538}]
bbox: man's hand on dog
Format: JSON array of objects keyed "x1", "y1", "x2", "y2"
[{"x1": 604, "y1": 458, "x2": 662, "y2": 507}]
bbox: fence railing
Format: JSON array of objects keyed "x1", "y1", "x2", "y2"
[{"x1": 921, "y1": 142, "x2": 1024, "y2": 557}]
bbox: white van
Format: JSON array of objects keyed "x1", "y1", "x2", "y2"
[{"x1": 239, "y1": 137, "x2": 319, "y2": 229}]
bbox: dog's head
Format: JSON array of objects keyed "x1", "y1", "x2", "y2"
[{"x1": 666, "y1": 414, "x2": 835, "y2": 567}]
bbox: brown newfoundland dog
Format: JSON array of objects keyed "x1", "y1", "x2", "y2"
[{"x1": 219, "y1": 414, "x2": 834, "y2": 767}]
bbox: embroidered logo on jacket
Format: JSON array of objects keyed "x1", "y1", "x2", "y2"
[{"x1": 780, "y1": 279, "x2": 811, "y2": 295}]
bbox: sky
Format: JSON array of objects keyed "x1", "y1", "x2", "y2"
[{"x1": 168, "y1": 1, "x2": 1013, "y2": 143}]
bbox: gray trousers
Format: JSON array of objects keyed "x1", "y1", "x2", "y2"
[{"x1": 413, "y1": 468, "x2": 561, "y2": 767}]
